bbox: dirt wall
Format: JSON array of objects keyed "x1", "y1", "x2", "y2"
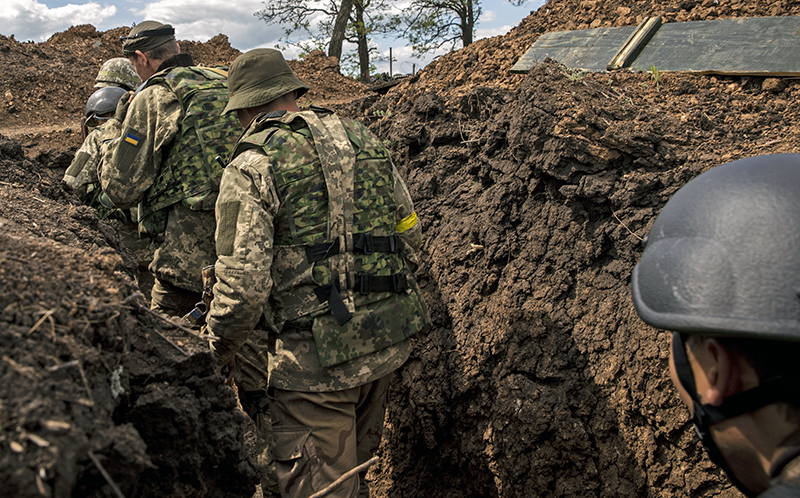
[{"x1": 355, "y1": 1, "x2": 800, "y2": 495}]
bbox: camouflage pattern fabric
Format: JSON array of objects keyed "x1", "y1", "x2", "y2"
[
  {"x1": 206, "y1": 107, "x2": 429, "y2": 392},
  {"x1": 64, "y1": 125, "x2": 132, "y2": 221},
  {"x1": 234, "y1": 326, "x2": 280, "y2": 498},
  {"x1": 99, "y1": 59, "x2": 237, "y2": 293},
  {"x1": 148, "y1": 203, "x2": 216, "y2": 293},
  {"x1": 99, "y1": 83, "x2": 184, "y2": 210},
  {"x1": 65, "y1": 127, "x2": 105, "y2": 201},
  {"x1": 150, "y1": 277, "x2": 201, "y2": 317},
  {"x1": 95, "y1": 57, "x2": 141, "y2": 92},
  {"x1": 137, "y1": 66, "x2": 241, "y2": 218}
]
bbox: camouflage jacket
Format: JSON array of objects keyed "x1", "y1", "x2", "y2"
[
  {"x1": 98, "y1": 55, "x2": 229, "y2": 292},
  {"x1": 64, "y1": 126, "x2": 104, "y2": 200},
  {"x1": 207, "y1": 107, "x2": 428, "y2": 392},
  {"x1": 64, "y1": 124, "x2": 130, "y2": 221}
]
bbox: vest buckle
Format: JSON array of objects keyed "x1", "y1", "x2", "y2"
[{"x1": 359, "y1": 273, "x2": 371, "y2": 295}]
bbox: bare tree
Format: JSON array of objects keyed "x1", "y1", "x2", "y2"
[
  {"x1": 398, "y1": 0, "x2": 482, "y2": 56},
  {"x1": 329, "y1": 0, "x2": 353, "y2": 60},
  {"x1": 255, "y1": 0, "x2": 396, "y2": 81},
  {"x1": 255, "y1": 0, "x2": 340, "y2": 54},
  {"x1": 397, "y1": 0, "x2": 529, "y2": 57}
]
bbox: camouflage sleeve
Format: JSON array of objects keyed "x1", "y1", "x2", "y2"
[
  {"x1": 98, "y1": 85, "x2": 183, "y2": 209},
  {"x1": 64, "y1": 128, "x2": 104, "y2": 200},
  {"x1": 205, "y1": 149, "x2": 279, "y2": 365},
  {"x1": 392, "y1": 162, "x2": 422, "y2": 253},
  {"x1": 345, "y1": 117, "x2": 423, "y2": 251}
]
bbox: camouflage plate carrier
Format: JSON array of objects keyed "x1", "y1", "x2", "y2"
[
  {"x1": 137, "y1": 66, "x2": 242, "y2": 239},
  {"x1": 231, "y1": 107, "x2": 429, "y2": 367}
]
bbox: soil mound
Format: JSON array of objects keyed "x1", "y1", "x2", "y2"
[
  {"x1": 0, "y1": 133, "x2": 259, "y2": 497},
  {"x1": 2, "y1": 1, "x2": 800, "y2": 496}
]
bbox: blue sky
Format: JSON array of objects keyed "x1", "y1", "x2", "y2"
[{"x1": 0, "y1": 0, "x2": 545, "y2": 75}]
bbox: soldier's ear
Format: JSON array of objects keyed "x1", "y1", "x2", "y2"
[{"x1": 695, "y1": 338, "x2": 756, "y2": 407}]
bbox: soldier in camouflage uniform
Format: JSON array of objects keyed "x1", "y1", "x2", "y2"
[
  {"x1": 206, "y1": 48, "x2": 430, "y2": 498},
  {"x1": 64, "y1": 86, "x2": 131, "y2": 219},
  {"x1": 98, "y1": 23, "x2": 280, "y2": 496},
  {"x1": 64, "y1": 58, "x2": 140, "y2": 217},
  {"x1": 99, "y1": 20, "x2": 242, "y2": 317},
  {"x1": 94, "y1": 57, "x2": 142, "y2": 92}
]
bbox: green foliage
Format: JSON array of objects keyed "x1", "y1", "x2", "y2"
[
  {"x1": 635, "y1": 65, "x2": 664, "y2": 90},
  {"x1": 397, "y1": 0, "x2": 480, "y2": 57},
  {"x1": 340, "y1": 51, "x2": 379, "y2": 78},
  {"x1": 648, "y1": 65, "x2": 663, "y2": 90},
  {"x1": 565, "y1": 68, "x2": 587, "y2": 82}
]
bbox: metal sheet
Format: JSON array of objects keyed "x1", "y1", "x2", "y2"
[{"x1": 511, "y1": 15, "x2": 800, "y2": 76}]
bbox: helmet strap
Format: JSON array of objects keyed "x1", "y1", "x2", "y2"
[{"x1": 670, "y1": 333, "x2": 797, "y2": 498}]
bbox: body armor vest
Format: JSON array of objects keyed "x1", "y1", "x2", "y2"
[
  {"x1": 138, "y1": 66, "x2": 242, "y2": 237},
  {"x1": 231, "y1": 107, "x2": 428, "y2": 366}
]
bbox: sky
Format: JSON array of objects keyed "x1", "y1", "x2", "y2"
[{"x1": 0, "y1": 0, "x2": 546, "y2": 76}]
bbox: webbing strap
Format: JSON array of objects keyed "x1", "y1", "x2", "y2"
[
  {"x1": 305, "y1": 233, "x2": 403, "y2": 263},
  {"x1": 314, "y1": 272, "x2": 410, "y2": 325},
  {"x1": 303, "y1": 111, "x2": 357, "y2": 320}
]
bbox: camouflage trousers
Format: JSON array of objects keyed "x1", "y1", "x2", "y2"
[
  {"x1": 268, "y1": 375, "x2": 392, "y2": 498},
  {"x1": 150, "y1": 280, "x2": 279, "y2": 497}
]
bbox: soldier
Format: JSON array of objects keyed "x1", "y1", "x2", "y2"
[
  {"x1": 64, "y1": 57, "x2": 140, "y2": 215},
  {"x1": 631, "y1": 154, "x2": 800, "y2": 497},
  {"x1": 64, "y1": 86, "x2": 130, "y2": 219},
  {"x1": 98, "y1": 22, "x2": 280, "y2": 496},
  {"x1": 99, "y1": 20, "x2": 241, "y2": 317},
  {"x1": 205, "y1": 48, "x2": 430, "y2": 498},
  {"x1": 94, "y1": 57, "x2": 141, "y2": 92}
]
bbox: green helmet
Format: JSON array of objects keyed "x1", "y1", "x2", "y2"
[
  {"x1": 94, "y1": 57, "x2": 141, "y2": 91},
  {"x1": 631, "y1": 153, "x2": 800, "y2": 342},
  {"x1": 85, "y1": 86, "x2": 127, "y2": 119}
]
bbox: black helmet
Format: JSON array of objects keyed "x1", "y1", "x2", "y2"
[
  {"x1": 85, "y1": 86, "x2": 128, "y2": 119},
  {"x1": 631, "y1": 153, "x2": 800, "y2": 342}
]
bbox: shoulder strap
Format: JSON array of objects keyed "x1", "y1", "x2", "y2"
[
  {"x1": 202, "y1": 66, "x2": 229, "y2": 79},
  {"x1": 301, "y1": 110, "x2": 357, "y2": 317}
]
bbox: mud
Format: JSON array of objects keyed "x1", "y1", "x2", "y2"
[{"x1": 2, "y1": 0, "x2": 800, "y2": 496}]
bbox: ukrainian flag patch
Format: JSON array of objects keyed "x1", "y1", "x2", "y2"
[{"x1": 124, "y1": 133, "x2": 140, "y2": 146}]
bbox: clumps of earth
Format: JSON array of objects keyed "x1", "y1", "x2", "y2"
[{"x1": 2, "y1": 0, "x2": 800, "y2": 496}]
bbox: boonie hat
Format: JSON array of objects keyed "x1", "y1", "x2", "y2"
[
  {"x1": 94, "y1": 57, "x2": 142, "y2": 91},
  {"x1": 224, "y1": 48, "x2": 310, "y2": 114},
  {"x1": 121, "y1": 21, "x2": 176, "y2": 57}
]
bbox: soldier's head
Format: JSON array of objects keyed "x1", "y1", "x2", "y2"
[
  {"x1": 94, "y1": 57, "x2": 141, "y2": 92},
  {"x1": 223, "y1": 48, "x2": 310, "y2": 127},
  {"x1": 631, "y1": 153, "x2": 800, "y2": 497},
  {"x1": 121, "y1": 20, "x2": 180, "y2": 81},
  {"x1": 85, "y1": 86, "x2": 128, "y2": 128}
]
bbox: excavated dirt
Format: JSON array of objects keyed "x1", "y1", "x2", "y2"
[{"x1": 2, "y1": 0, "x2": 800, "y2": 496}]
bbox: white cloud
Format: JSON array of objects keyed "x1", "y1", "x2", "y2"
[
  {"x1": 136, "y1": 0, "x2": 283, "y2": 51},
  {"x1": 482, "y1": 9, "x2": 497, "y2": 23},
  {"x1": 475, "y1": 24, "x2": 515, "y2": 39},
  {"x1": 0, "y1": 0, "x2": 116, "y2": 42}
]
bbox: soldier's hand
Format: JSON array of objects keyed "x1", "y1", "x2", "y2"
[
  {"x1": 114, "y1": 91, "x2": 134, "y2": 121},
  {"x1": 216, "y1": 358, "x2": 235, "y2": 386}
]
